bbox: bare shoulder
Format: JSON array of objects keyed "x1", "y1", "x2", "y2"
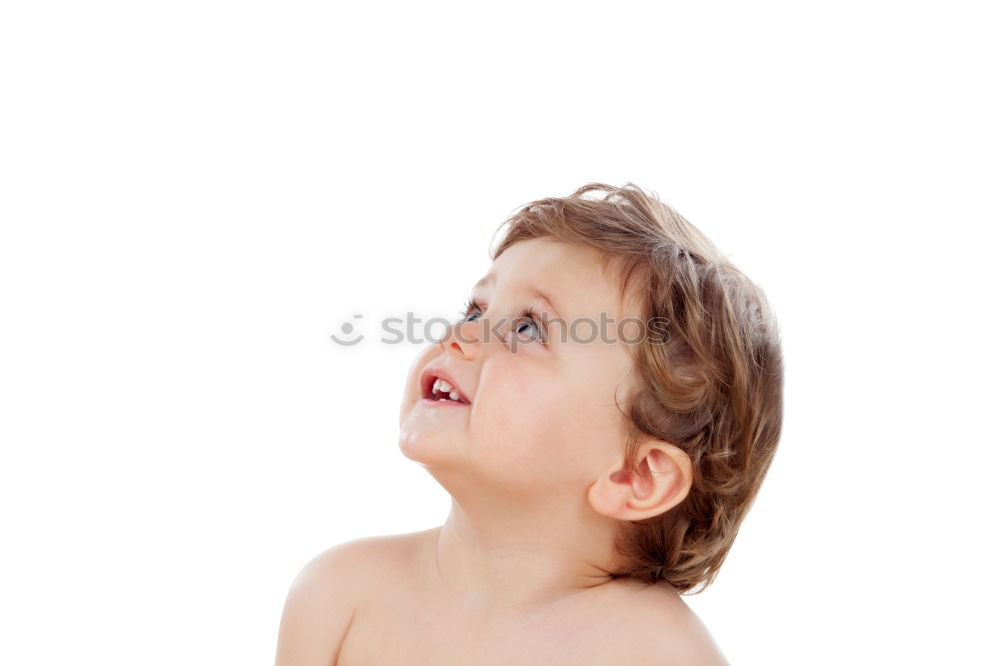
[
  {"x1": 274, "y1": 531, "x2": 427, "y2": 666},
  {"x1": 287, "y1": 529, "x2": 429, "y2": 599},
  {"x1": 615, "y1": 581, "x2": 729, "y2": 666}
]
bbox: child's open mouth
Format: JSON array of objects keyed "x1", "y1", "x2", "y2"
[{"x1": 419, "y1": 368, "x2": 471, "y2": 406}]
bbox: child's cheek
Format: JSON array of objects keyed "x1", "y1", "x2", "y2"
[{"x1": 474, "y1": 356, "x2": 564, "y2": 466}]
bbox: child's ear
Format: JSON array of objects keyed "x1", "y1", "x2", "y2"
[{"x1": 587, "y1": 441, "x2": 693, "y2": 521}]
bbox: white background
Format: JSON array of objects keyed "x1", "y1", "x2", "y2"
[{"x1": 1, "y1": 2, "x2": 997, "y2": 664}]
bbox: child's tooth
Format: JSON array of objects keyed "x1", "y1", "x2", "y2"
[
  {"x1": 449, "y1": 391, "x2": 459, "y2": 401},
  {"x1": 432, "y1": 378, "x2": 441, "y2": 392},
  {"x1": 439, "y1": 380, "x2": 453, "y2": 392}
]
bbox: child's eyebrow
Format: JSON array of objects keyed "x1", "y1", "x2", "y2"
[
  {"x1": 472, "y1": 274, "x2": 562, "y2": 318},
  {"x1": 472, "y1": 274, "x2": 494, "y2": 292}
]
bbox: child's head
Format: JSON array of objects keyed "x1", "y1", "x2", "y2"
[{"x1": 399, "y1": 183, "x2": 783, "y2": 594}]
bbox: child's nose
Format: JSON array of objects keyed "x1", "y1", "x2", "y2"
[{"x1": 441, "y1": 316, "x2": 489, "y2": 359}]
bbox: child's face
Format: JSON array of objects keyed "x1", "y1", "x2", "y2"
[{"x1": 399, "y1": 237, "x2": 641, "y2": 501}]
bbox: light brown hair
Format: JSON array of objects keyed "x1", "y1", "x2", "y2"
[{"x1": 492, "y1": 183, "x2": 784, "y2": 594}]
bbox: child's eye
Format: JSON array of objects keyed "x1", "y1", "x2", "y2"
[
  {"x1": 459, "y1": 297, "x2": 483, "y2": 323},
  {"x1": 513, "y1": 319, "x2": 540, "y2": 338},
  {"x1": 511, "y1": 308, "x2": 546, "y2": 343}
]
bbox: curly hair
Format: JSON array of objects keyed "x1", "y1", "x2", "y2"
[{"x1": 491, "y1": 183, "x2": 784, "y2": 594}]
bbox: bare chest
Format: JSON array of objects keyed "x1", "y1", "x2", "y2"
[{"x1": 336, "y1": 591, "x2": 635, "y2": 666}]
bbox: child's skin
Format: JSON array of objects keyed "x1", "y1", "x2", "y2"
[{"x1": 275, "y1": 238, "x2": 727, "y2": 665}]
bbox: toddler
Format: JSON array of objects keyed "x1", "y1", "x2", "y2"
[{"x1": 275, "y1": 183, "x2": 784, "y2": 665}]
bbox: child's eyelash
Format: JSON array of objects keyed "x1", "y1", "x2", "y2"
[
  {"x1": 516, "y1": 306, "x2": 541, "y2": 326},
  {"x1": 459, "y1": 298, "x2": 539, "y2": 320},
  {"x1": 459, "y1": 296, "x2": 482, "y2": 320}
]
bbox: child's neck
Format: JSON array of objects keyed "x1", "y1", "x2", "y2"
[{"x1": 423, "y1": 498, "x2": 625, "y2": 615}]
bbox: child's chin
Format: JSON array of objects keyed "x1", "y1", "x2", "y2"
[{"x1": 397, "y1": 426, "x2": 462, "y2": 464}]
